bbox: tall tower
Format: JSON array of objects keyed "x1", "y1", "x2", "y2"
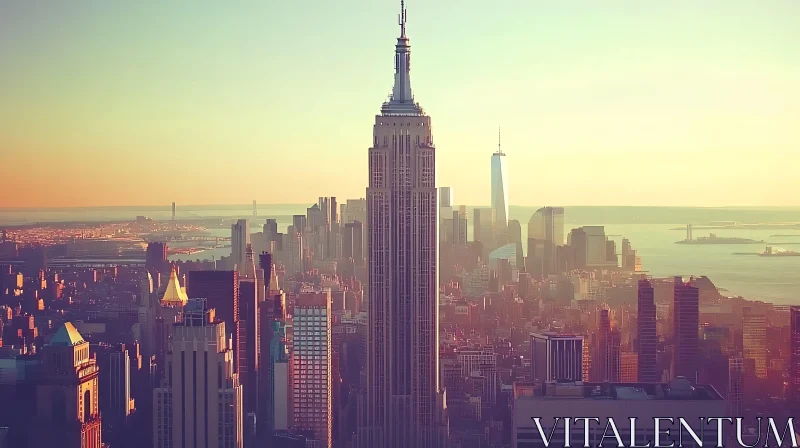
[
  {"x1": 154, "y1": 299, "x2": 243, "y2": 448},
  {"x1": 790, "y1": 307, "x2": 800, "y2": 415},
  {"x1": 742, "y1": 306, "x2": 767, "y2": 379},
  {"x1": 673, "y1": 276, "x2": 699, "y2": 382},
  {"x1": 637, "y1": 278, "x2": 658, "y2": 382},
  {"x1": 292, "y1": 290, "x2": 333, "y2": 448},
  {"x1": 491, "y1": 128, "x2": 509, "y2": 241},
  {"x1": 592, "y1": 309, "x2": 620, "y2": 382},
  {"x1": 727, "y1": 357, "x2": 744, "y2": 417},
  {"x1": 359, "y1": 1, "x2": 448, "y2": 447},
  {"x1": 30, "y1": 322, "x2": 102, "y2": 448},
  {"x1": 231, "y1": 219, "x2": 250, "y2": 274}
]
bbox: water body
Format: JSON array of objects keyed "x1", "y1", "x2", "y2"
[{"x1": 2, "y1": 205, "x2": 799, "y2": 305}]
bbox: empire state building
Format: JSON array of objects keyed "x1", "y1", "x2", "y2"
[{"x1": 356, "y1": 2, "x2": 449, "y2": 447}]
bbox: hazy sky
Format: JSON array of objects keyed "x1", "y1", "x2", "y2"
[{"x1": 1, "y1": 1, "x2": 799, "y2": 208}]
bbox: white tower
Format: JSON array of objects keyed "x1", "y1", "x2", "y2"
[{"x1": 491, "y1": 127, "x2": 509, "y2": 238}]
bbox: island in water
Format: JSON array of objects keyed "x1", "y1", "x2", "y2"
[{"x1": 676, "y1": 233, "x2": 764, "y2": 245}]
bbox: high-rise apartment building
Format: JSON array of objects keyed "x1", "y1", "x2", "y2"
[
  {"x1": 457, "y1": 347, "x2": 497, "y2": 410},
  {"x1": 621, "y1": 352, "x2": 639, "y2": 382},
  {"x1": 530, "y1": 332, "x2": 583, "y2": 382},
  {"x1": 264, "y1": 291, "x2": 290, "y2": 436},
  {"x1": 238, "y1": 276, "x2": 260, "y2": 419},
  {"x1": 527, "y1": 207, "x2": 565, "y2": 275},
  {"x1": 292, "y1": 291, "x2": 333, "y2": 448},
  {"x1": 231, "y1": 219, "x2": 251, "y2": 274},
  {"x1": 442, "y1": 208, "x2": 467, "y2": 246},
  {"x1": 527, "y1": 207, "x2": 565, "y2": 245},
  {"x1": 358, "y1": 2, "x2": 449, "y2": 446},
  {"x1": 264, "y1": 219, "x2": 279, "y2": 250},
  {"x1": 742, "y1": 306, "x2": 767, "y2": 379},
  {"x1": 791, "y1": 307, "x2": 800, "y2": 415},
  {"x1": 186, "y1": 270, "x2": 240, "y2": 343},
  {"x1": 439, "y1": 187, "x2": 453, "y2": 209},
  {"x1": 673, "y1": 277, "x2": 699, "y2": 382},
  {"x1": 637, "y1": 278, "x2": 658, "y2": 382},
  {"x1": 293, "y1": 215, "x2": 308, "y2": 233},
  {"x1": 727, "y1": 357, "x2": 744, "y2": 417},
  {"x1": 146, "y1": 242, "x2": 168, "y2": 275},
  {"x1": 439, "y1": 187, "x2": 454, "y2": 246},
  {"x1": 96, "y1": 343, "x2": 131, "y2": 439},
  {"x1": 286, "y1": 225, "x2": 304, "y2": 275},
  {"x1": 30, "y1": 323, "x2": 102, "y2": 448},
  {"x1": 592, "y1": 309, "x2": 620, "y2": 382},
  {"x1": 154, "y1": 299, "x2": 243, "y2": 448},
  {"x1": 473, "y1": 208, "x2": 496, "y2": 248},
  {"x1": 343, "y1": 221, "x2": 364, "y2": 265}
]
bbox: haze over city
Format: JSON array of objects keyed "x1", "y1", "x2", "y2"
[
  {"x1": 2, "y1": 0, "x2": 800, "y2": 207},
  {"x1": 2, "y1": 2, "x2": 800, "y2": 448}
]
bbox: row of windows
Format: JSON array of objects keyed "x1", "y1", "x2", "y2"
[{"x1": 295, "y1": 309, "x2": 327, "y2": 316}]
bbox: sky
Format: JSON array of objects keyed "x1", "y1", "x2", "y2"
[{"x1": 1, "y1": 0, "x2": 799, "y2": 208}]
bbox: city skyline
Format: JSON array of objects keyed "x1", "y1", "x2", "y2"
[{"x1": 2, "y1": 1, "x2": 800, "y2": 208}]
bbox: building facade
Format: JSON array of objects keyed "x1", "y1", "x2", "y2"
[
  {"x1": 30, "y1": 322, "x2": 102, "y2": 448},
  {"x1": 231, "y1": 219, "x2": 250, "y2": 274},
  {"x1": 490, "y1": 139, "x2": 509, "y2": 241},
  {"x1": 791, "y1": 307, "x2": 800, "y2": 415},
  {"x1": 358, "y1": 2, "x2": 449, "y2": 447},
  {"x1": 530, "y1": 333, "x2": 583, "y2": 383},
  {"x1": 673, "y1": 277, "x2": 699, "y2": 382},
  {"x1": 513, "y1": 380, "x2": 725, "y2": 448},
  {"x1": 153, "y1": 300, "x2": 243, "y2": 448},
  {"x1": 742, "y1": 306, "x2": 767, "y2": 379},
  {"x1": 637, "y1": 278, "x2": 658, "y2": 382},
  {"x1": 291, "y1": 291, "x2": 333, "y2": 448}
]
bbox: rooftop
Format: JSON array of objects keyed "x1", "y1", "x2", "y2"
[
  {"x1": 523, "y1": 379, "x2": 723, "y2": 401},
  {"x1": 49, "y1": 322, "x2": 86, "y2": 347},
  {"x1": 161, "y1": 265, "x2": 188, "y2": 306}
]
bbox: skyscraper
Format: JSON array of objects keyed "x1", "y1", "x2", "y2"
[
  {"x1": 238, "y1": 252, "x2": 260, "y2": 421},
  {"x1": 473, "y1": 207, "x2": 496, "y2": 248},
  {"x1": 96, "y1": 343, "x2": 131, "y2": 441},
  {"x1": 490, "y1": 129, "x2": 509, "y2": 238},
  {"x1": 592, "y1": 309, "x2": 620, "y2": 382},
  {"x1": 790, "y1": 307, "x2": 800, "y2": 415},
  {"x1": 30, "y1": 323, "x2": 102, "y2": 448},
  {"x1": 146, "y1": 242, "x2": 168, "y2": 275},
  {"x1": 727, "y1": 357, "x2": 744, "y2": 417},
  {"x1": 292, "y1": 290, "x2": 333, "y2": 448},
  {"x1": 439, "y1": 187, "x2": 453, "y2": 209},
  {"x1": 742, "y1": 306, "x2": 767, "y2": 379},
  {"x1": 527, "y1": 207, "x2": 565, "y2": 275},
  {"x1": 673, "y1": 277, "x2": 699, "y2": 382},
  {"x1": 359, "y1": 2, "x2": 448, "y2": 446},
  {"x1": 186, "y1": 270, "x2": 239, "y2": 342},
  {"x1": 343, "y1": 221, "x2": 364, "y2": 265},
  {"x1": 231, "y1": 219, "x2": 250, "y2": 274},
  {"x1": 637, "y1": 278, "x2": 658, "y2": 382},
  {"x1": 154, "y1": 299, "x2": 243, "y2": 448},
  {"x1": 530, "y1": 333, "x2": 583, "y2": 382}
]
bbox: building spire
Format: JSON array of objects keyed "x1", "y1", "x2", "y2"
[
  {"x1": 382, "y1": 0, "x2": 422, "y2": 115},
  {"x1": 496, "y1": 126, "x2": 505, "y2": 155},
  {"x1": 399, "y1": 0, "x2": 407, "y2": 37}
]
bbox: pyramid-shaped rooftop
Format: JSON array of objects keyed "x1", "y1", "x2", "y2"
[
  {"x1": 49, "y1": 322, "x2": 85, "y2": 347},
  {"x1": 161, "y1": 265, "x2": 188, "y2": 306}
]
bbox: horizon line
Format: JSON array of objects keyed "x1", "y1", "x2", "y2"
[{"x1": 2, "y1": 204, "x2": 800, "y2": 211}]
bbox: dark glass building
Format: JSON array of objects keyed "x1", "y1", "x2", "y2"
[{"x1": 637, "y1": 278, "x2": 658, "y2": 382}]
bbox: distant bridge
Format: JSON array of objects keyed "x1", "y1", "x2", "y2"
[
  {"x1": 157, "y1": 235, "x2": 231, "y2": 243},
  {"x1": 2, "y1": 258, "x2": 146, "y2": 268}
]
